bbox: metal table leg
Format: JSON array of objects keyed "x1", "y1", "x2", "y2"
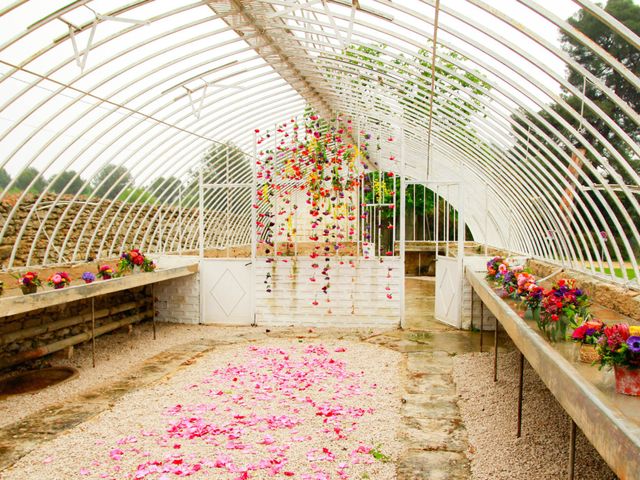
[
  {"x1": 480, "y1": 301, "x2": 484, "y2": 353},
  {"x1": 517, "y1": 352, "x2": 524, "y2": 437},
  {"x1": 493, "y1": 319, "x2": 499, "y2": 382},
  {"x1": 568, "y1": 419, "x2": 576, "y2": 480}
]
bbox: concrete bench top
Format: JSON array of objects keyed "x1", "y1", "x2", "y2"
[
  {"x1": 0, "y1": 263, "x2": 199, "y2": 318},
  {"x1": 466, "y1": 268, "x2": 640, "y2": 480}
]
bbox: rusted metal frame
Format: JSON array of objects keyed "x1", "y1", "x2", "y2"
[
  {"x1": 493, "y1": 314, "x2": 499, "y2": 382},
  {"x1": 479, "y1": 299, "x2": 484, "y2": 352}
]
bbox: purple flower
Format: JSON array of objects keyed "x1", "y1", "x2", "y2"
[
  {"x1": 81, "y1": 272, "x2": 96, "y2": 283},
  {"x1": 627, "y1": 336, "x2": 640, "y2": 354}
]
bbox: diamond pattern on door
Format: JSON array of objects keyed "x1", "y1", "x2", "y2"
[{"x1": 210, "y1": 268, "x2": 247, "y2": 317}]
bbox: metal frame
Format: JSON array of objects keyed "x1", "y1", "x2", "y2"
[{"x1": 0, "y1": 0, "x2": 637, "y2": 287}]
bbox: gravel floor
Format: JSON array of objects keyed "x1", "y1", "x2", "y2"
[
  {"x1": 2, "y1": 336, "x2": 401, "y2": 480},
  {"x1": 0, "y1": 322, "x2": 259, "y2": 429},
  {"x1": 453, "y1": 349, "x2": 617, "y2": 480}
]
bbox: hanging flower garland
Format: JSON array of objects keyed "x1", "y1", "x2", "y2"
[{"x1": 255, "y1": 114, "x2": 373, "y2": 308}]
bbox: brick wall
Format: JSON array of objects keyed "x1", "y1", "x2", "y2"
[{"x1": 154, "y1": 273, "x2": 200, "y2": 324}]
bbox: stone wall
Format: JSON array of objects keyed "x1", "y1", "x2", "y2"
[
  {"x1": 528, "y1": 259, "x2": 640, "y2": 322},
  {"x1": 0, "y1": 286, "x2": 153, "y2": 372},
  {"x1": 0, "y1": 194, "x2": 248, "y2": 268}
]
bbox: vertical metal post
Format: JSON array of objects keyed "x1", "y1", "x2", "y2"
[
  {"x1": 399, "y1": 129, "x2": 406, "y2": 328},
  {"x1": 517, "y1": 352, "x2": 524, "y2": 437},
  {"x1": 178, "y1": 186, "x2": 182, "y2": 255},
  {"x1": 251, "y1": 131, "x2": 258, "y2": 326},
  {"x1": 493, "y1": 319, "x2": 499, "y2": 382},
  {"x1": 457, "y1": 179, "x2": 465, "y2": 328},
  {"x1": 484, "y1": 182, "x2": 489, "y2": 256},
  {"x1": 198, "y1": 166, "x2": 204, "y2": 259},
  {"x1": 480, "y1": 299, "x2": 484, "y2": 352},
  {"x1": 91, "y1": 297, "x2": 96, "y2": 368},
  {"x1": 152, "y1": 284, "x2": 156, "y2": 340},
  {"x1": 568, "y1": 419, "x2": 577, "y2": 480},
  {"x1": 470, "y1": 289, "x2": 474, "y2": 331},
  {"x1": 226, "y1": 145, "x2": 230, "y2": 258}
]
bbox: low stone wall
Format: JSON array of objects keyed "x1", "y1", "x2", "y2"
[
  {"x1": 0, "y1": 287, "x2": 153, "y2": 372},
  {"x1": 528, "y1": 259, "x2": 640, "y2": 323}
]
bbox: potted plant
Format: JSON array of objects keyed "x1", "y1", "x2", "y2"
[
  {"x1": 118, "y1": 248, "x2": 146, "y2": 274},
  {"x1": 486, "y1": 256, "x2": 508, "y2": 284},
  {"x1": 571, "y1": 320, "x2": 605, "y2": 363},
  {"x1": 596, "y1": 324, "x2": 640, "y2": 396},
  {"x1": 81, "y1": 272, "x2": 96, "y2": 284},
  {"x1": 97, "y1": 264, "x2": 115, "y2": 280},
  {"x1": 537, "y1": 278, "x2": 590, "y2": 342},
  {"x1": 16, "y1": 271, "x2": 42, "y2": 295},
  {"x1": 523, "y1": 284, "x2": 544, "y2": 322},
  {"x1": 47, "y1": 272, "x2": 71, "y2": 289}
]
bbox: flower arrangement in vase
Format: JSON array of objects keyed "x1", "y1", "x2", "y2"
[
  {"x1": 522, "y1": 284, "x2": 544, "y2": 322},
  {"x1": 97, "y1": 264, "x2": 115, "y2": 280},
  {"x1": 596, "y1": 324, "x2": 640, "y2": 396},
  {"x1": 538, "y1": 278, "x2": 590, "y2": 342},
  {"x1": 501, "y1": 266, "x2": 528, "y2": 299},
  {"x1": 47, "y1": 272, "x2": 71, "y2": 289},
  {"x1": 486, "y1": 256, "x2": 508, "y2": 284},
  {"x1": 81, "y1": 272, "x2": 96, "y2": 284},
  {"x1": 141, "y1": 258, "x2": 157, "y2": 272},
  {"x1": 571, "y1": 320, "x2": 605, "y2": 363},
  {"x1": 118, "y1": 248, "x2": 152, "y2": 274},
  {"x1": 15, "y1": 271, "x2": 42, "y2": 294}
]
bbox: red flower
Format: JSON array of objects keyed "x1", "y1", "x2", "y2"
[{"x1": 604, "y1": 324, "x2": 630, "y2": 350}]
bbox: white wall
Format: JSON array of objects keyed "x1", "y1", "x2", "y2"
[{"x1": 254, "y1": 257, "x2": 402, "y2": 327}]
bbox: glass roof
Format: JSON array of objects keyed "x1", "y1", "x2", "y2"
[{"x1": 0, "y1": 0, "x2": 638, "y2": 284}]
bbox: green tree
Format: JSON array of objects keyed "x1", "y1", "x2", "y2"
[
  {"x1": 15, "y1": 167, "x2": 47, "y2": 193},
  {"x1": 150, "y1": 176, "x2": 182, "y2": 203},
  {"x1": 0, "y1": 168, "x2": 10, "y2": 189},
  {"x1": 511, "y1": 0, "x2": 640, "y2": 259},
  {"x1": 49, "y1": 170, "x2": 86, "y2": 194},
  {"x1": 92, "y1": 164, "x2": 133, "y2": 199}
]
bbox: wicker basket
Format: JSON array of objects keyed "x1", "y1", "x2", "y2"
[{"x1": 579, "y1": 344, "x2": 600, "y2": 364}]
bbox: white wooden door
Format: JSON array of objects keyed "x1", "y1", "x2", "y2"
[
  {"x1": 201, "y1": 259, "x2": 253, "y2": 324},
  {"x1": 435, "y1": 255, "x2": 463, "y2": 328}
]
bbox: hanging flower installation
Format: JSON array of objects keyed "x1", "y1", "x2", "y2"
[{"x1": 255, "y1": 113, "x2": 392, "y2": 309}]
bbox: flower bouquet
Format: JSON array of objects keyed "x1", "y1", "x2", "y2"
[
  {"x1": 118, "y1": 248, "x2": 146, "y2": 274},
  {"x1": 16, "y1": 271, "x2": 42, "y2": 294},
  {"x1": 523, "y1": 284, "x2": 544, "y2": 322},
  {"x1": 97, "y1": 264, "x2": 115, "y2": 280},
  {"x1": 141, "y1": 257, "x2": 157, "y2": 273},
  {"x1": 537, "y1": 278, "x2": 590, "y2": 342},
  {"x1": 81, "y1": 272, "x2": 96, "y2": 284},
  {"x1": 47, "y1": 272, "x2": 71, "y2": 289},
  {"x1": 596, "y1": 324, "x2": 640, "y2": 396},
  {"x1": 501, "y1": 266, "x2": 525, "y2": 299},
  {"x1": 486, "y1": 256, "x2": 508, "y2": 284},
  {"x1": 571, "y1": 320, "x2": 605, "y2": 363}
]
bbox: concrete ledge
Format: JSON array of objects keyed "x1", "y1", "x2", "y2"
[
  {"x1": 0, "y1": 264, "x2": 199, "y2": 317},
  {"x1": 466, "y1": 269, "x2": 640, "y2": 480}
]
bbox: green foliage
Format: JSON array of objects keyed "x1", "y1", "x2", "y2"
[
  {"x1": 363, "y1": 172, "x2": 435, "y2": 220},
  {"x1": 370, "y1": 445, "x2": 390, "y2": 463},
  {"x1": 0, "y1": 167, "x2": 10, "y2": 189},
  {"x1": 117, "y1": 187, "x2": 156, "y2": 204},
  {"x1": 341, "y1": 43, "x2": 491, "y2": 127},
  {"x1": 49, "y1": 170, "x2": 87, "y2": 195},
  {"x1": 92, "y1": 164, "x2": 133, "y2": 199},
  {"x1": 15, "y1": 167, "x2": 47, "y2": 193},
  {"x1": 150, "y1": 176, "x2": 182, "y2": 203}
]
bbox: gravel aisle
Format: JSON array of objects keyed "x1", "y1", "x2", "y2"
[
  {"x1": 3, "y1": 339, "x2": 401, "y2": 480},
  {"x1": 453, "y1": 350, "x2": 617, "y2": 480}
]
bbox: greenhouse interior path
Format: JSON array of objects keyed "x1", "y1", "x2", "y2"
[{"x1": 0, "y1": 326, "x2": 476, "y2": 480}]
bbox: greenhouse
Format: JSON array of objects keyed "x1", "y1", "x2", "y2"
[{"x1": 0, "y1": 0, "x2": 638, "y2": 478}]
